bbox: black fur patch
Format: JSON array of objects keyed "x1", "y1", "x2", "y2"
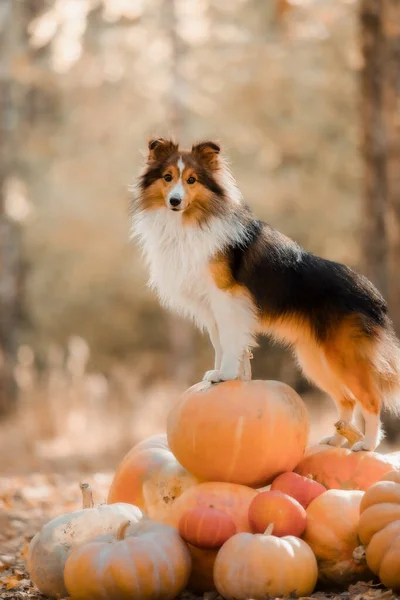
[
  {"x1": 224, "y1": 220, "x2": 388, "y2": 340},
  {"x1": 140, "y1": 165, "x2": 163, "y2": 190},
  {"x1": 197, "y1": 169, "x2": 224, "y2": 197}
]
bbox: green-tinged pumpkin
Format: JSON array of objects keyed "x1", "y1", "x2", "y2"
[{"x1": 108, "y1": 433, "x2": 199, "y2": 523}]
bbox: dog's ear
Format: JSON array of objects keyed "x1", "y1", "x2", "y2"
[
  {"x1": 192, "y1": 141, "x2": 220, "y2": 169},
  {"x1": 147, "y1": 138, "x2": 178, "y2": 162}
]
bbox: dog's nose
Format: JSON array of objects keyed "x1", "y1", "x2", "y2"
[{"x1": 169, "y1": 196, "x2": 182, "y2": 208}]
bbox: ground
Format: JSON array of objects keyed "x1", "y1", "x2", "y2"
[{"x1": 0, "y1": 472, "x2": 399, "y2": 600}]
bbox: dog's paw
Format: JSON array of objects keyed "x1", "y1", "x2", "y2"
[
  {"x1": 203, "y1": 369, "x2": 237, "y2": 384},
  {"x1": 203, "y1": 369, "x2": 224, "y2": 383},
  {"x1": 319, "y1": 433, "x2": 346, "y2": 447},
  {"x1": 351, "y1": 440, "x2": 376, "y2": 452}
]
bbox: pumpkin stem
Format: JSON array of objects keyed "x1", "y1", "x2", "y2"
[
  {"x1": 353, "y1": 545, "x2": 367, "y2": 564},
  {"x1": 80, "y1": 483, "x2": 94, "y2": 509},
  {"x1": 238, "y1": 348, "x2": 253, "y2": 381},
  {"x1": 334, "y1": 420, "x2": 364, "y2": 445},
  {"x1": 263, "y1": 523, "x2": 274, "y2": 536},
  {"x1": 116, "y1": 520, "x2": 131, "y2": 541}
]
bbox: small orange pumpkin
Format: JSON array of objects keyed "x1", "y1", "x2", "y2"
[
  {"x1": 248, "y1": 490, "x2": 307, "y2": 537},
  {"x1": 179, "y1": 507, "x2": 236, "y2": 548},
  {"x1": 302, "y1": 489, "x2": 372, "y2": 586},
  {"x1": 64, "y1": 518, "x2": 191, "y2": 600},
  {"x1": 271, "y1": 471, "x2": 326, "y2": 508},
  {"x1": 170, "y1": 481, "x2": 257, "y2": 533},
  {"x1": 107, "y1": 433, "x2": 199, "y2": 523},
  {"x1": 167, "y1": 380, "x2": 309, "y2": 487},
  {"x1": 295, "y1": 444, "x2": 400, "y2": 491},
  {"x1": 358, "y1": 470, "x2": 400, "y2": 589},
  {"x1": 214, "y1": 526, "x2": 318, "y2": 599}
]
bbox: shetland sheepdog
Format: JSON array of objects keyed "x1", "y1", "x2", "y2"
[{"x1": 132, "y1": 138, "x2": 400, "y2": 451}]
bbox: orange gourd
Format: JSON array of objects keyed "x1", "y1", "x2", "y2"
[
  {"x1": 358, "y1": 470, "x2": 400, "y2": 589},
  {"x1": 170, "y1": 481, "x2": 258, "y2": 533},
  {"x1": 179, "y1": 507, "x2": 236, "y2": 548},
  {"x1": 248, "y1": 490, "x2": 307, "y2": 537},
  {"x1": 302, "y1": 489, "x2": 372, "y2": 586},
  {"x1": 214, "y1": 526, "x2": 318, "y2": 599},
  {"x1": 167, "y1": 380, "x2": 309, "y2": 487},
  {"x1": 295, "y1": 444, "x2": 400, "y2": 491},
  {"x1": 271, "y1": 471, "x2": 326, "y2": 508},
  {"x1": 107, "y1": 433, "x2": 199, "y2": 523},
  {"x1": 64, "y1": 518, "x2": 191, "y2": 600},
  {"x1": 27, "y1": 484, "x2": 143, "y2": 599}
]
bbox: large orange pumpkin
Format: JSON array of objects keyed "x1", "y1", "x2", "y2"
[
  {"x1": 64, "y1": 518, "x2": 191, "y2": 600},
  {"x1": 107, "y1": 434, "x2": 199, "y2": 523},
  {"x1": 167, "y1": 380, "x2": 309, "y2": 487},
  {"x1": 302, "y1": 489, "x2": 372, "y2": 586},
  {"x1": 295, "y1": 444, "x2": 400, "y2": 491},
  {"x1": 170, "y1": 482, "x2": 258, "y2": 533},
  {"x1": 214, "y1": 527, "x2": 318, "y2": 599},
  {"x1": 358, "y1": 470, "x2": 400, "y2": 589}
]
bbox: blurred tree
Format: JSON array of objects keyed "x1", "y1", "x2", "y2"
[
  {"x1": 0, "y1": 1, "x2": 21, "y2": 414},
  {"x1": 360, "y1": 0, "x2": 400, "y2": 441},
  {"x1": 360, "y1": 0, "x2": 400, "y2": 331}
]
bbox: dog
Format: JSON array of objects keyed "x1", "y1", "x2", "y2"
[{"x1": 132, "y1": 138, "x2": 400, "y2": 451}]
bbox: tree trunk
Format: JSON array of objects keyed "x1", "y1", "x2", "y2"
[
  {"x1": 360, "y1": 0, "x2": 400, "y2": 442},
  {"x1": 360, "y1": 0, "x2": 400, "y2": 330},
  {"x1": 0, "y1": 1, "x2": 20, "y2": 414},
  {"x1": 382, "y1": 1, "x2": 400, "y2": 334},
  {"x1": 360, "y1": 0, "x2": 388, "y2": 298}
]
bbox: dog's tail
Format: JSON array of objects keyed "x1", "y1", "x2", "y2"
[{"x1": 371, "y1": 323, "x2": 400, "y2": 413}]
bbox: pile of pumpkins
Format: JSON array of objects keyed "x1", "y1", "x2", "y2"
[{"x1": 27, "y1": 378, "x2": 400, "y2": 600}]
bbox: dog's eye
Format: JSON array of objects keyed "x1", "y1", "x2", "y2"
[
  {"x1": 163, "y1": 174, "x2": 172, "y2": 182},
  {"x1": 187, "y1": 176, "x2": 196, "y2": 185}
]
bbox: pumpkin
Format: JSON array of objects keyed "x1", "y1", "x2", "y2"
[
  {"x1": 364, "y1": 521, "x2": 400, "y2": 590},
  {"x1": 271, "y1": 471, "x2": 326, "y2": 508},
  {"x1": 187, "y1": 544, "x2": 218, "y2": 593},
  {"x1": 249, "y1": 490, "x2": 307, "y2": 537},
  {"x1": 107, "y1": 433, "x2": 199, "y2": 523},
  {"x1": 295, "y1": 444, "x2": 400, "y2": 491},
  {"x1": 302, "y1": 489, "x2": 372, "y2": 586},
  {"x1": 64, "y1": 518, "x2": 191, "y2": 600},
  {"x1": 359, "y1": 470, "x2": 400, "y2": 545},
  {"x1": 213, "y1": 525, "x2": 318, "y2": 599},
  {"x1": 27, "y1": 484, "x2": 143, "y2": 598},
  {"x1": 167, "y1": 380, "x2": 309, "y2": 487},
  {"x1": 169, "y1": 481, "x2": 257, "y2": 533},
  {"x1": 179, "y1": 507, "x2": 237, "y2": 548},
  {"x1": 358, "y1": 470, "x2": 400, "y2": 589}
]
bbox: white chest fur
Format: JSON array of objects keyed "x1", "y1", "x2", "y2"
[{"x1": 132, "y1": 209, "x2": 246, "y2": 326}]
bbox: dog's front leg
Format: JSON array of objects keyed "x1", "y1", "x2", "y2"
[
  {"x1": 206, "y1": 319, "x2": 222, "y2": 370},
  {"x1": 203, "y1": 290, "x2": 255, "y2": 383}
]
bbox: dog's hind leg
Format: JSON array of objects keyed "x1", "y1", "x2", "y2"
[
  {"x1": 324, "y1": 353, "x2": 382, "y2": 451},
  {"x1": 296, "y1": 344, "x2": 356, "y2": 447},
  {"x1": 322, "y1": 321, "x2": 384, "y2": 451}
]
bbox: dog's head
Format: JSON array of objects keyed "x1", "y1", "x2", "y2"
[{"x1": 137, "y1": 138, "x2": 231, "y2": 223}]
